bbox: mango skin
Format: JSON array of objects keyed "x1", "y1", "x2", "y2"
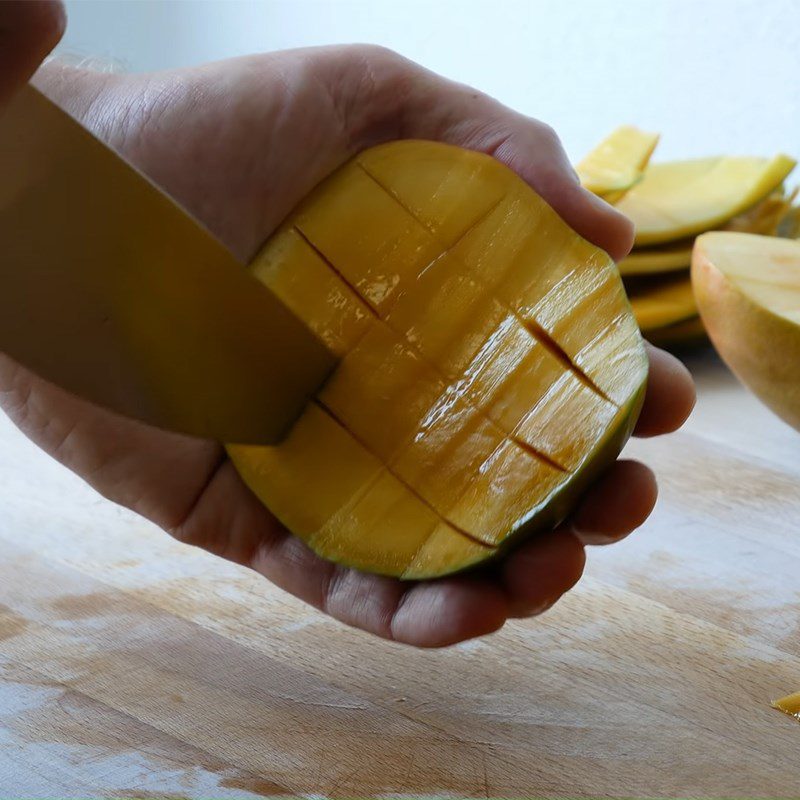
[{"x1": 692, "y1": 235, "x2": 800, "y2": 432}]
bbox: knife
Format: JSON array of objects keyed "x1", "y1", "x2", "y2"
[{"x1": 0, "y1": 85, "x2": 336, "y2": 444}]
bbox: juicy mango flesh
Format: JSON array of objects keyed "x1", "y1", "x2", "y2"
[
  {"x1": 579, "y1": 127, "x2": 797, "y2": 353},
  {"x1": 616, "y1": 155, "x2": 797, "y2": 246},
  {"x1": 618, "y1": 192, "x2": 795, "y2": 278},
  {"x1": 229, "y1": 141, "x2": 648, "y2": 579},
  {"x1": 618, "y1": 241, "x2": 693, "y2": 277},
  {"x1": 644, "y1": 316, "x2": 706, "y2": 350},
  {"x1": 576, "y1": 126, "x2": 660, "y2": 201},
  {"x1": 773, "y1": 691, "x2": 800, "y2": 721},
  {"x1": 625, "y1": 273, "x2": 697, "y2": 331}
]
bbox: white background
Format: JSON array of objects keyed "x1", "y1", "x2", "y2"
[{"x1": 58, "y1": 0, "x2": 799, "y2": 163}]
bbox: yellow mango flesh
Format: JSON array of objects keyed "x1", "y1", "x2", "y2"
[
  {"x1": 723, "y1": 188, "x2": 798, "y2": 237},
  {"x1": 625, "y1": 273, "x2": 697, "y2": 331},
  {"x1": 772, "y1": 691, "x2": 800, "y2": 721},
  {"x1": 617, "y1": 155, "x2": 796, "y2": 246},
  {"x1": 619, "y1": 242, "x2": 693, "y2": 276},
  {"x1": 577, "y1": 125, "x2": 660, "y2": 200},
  {"x1": 644, "y1": 316, "x2": 705, "y2": 350},
  {"x1": 692, "y1": 231, "x2": 800, "y2": 431},
  {"x1": 619, "y1": 188, "x2": 797, "y2": 278},
  {"x1": 229, "y1": 141, "x2": 648, "y2": 579}
]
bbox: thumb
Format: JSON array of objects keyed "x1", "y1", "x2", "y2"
[{"x1": 0, "y1": 0, "x2": 65, "y2": 106}]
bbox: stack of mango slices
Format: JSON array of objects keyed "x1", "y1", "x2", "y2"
[{"x1": 578, "y1": 128, "x2": 798, "y2": 349}]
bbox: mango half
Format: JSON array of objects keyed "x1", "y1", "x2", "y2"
[
  {"x1": 693, "y1": 231, "x2": 800, "y2": 431},
  {"x1": 228, "y1": 142, "x2": 648, "y2": 579}
]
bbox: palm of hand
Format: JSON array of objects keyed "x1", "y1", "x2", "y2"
[{"x1": 0, "y1": 46, "x2": 694, "y2": 646}]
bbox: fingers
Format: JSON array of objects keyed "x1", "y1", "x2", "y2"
[
  {"x1": 0, "y1": 353, "x2": 222, "y2": 532},
  {"x1": 209, "y1": 456, "x2": 656, "y2": 645},
  {"x1": 501, "y1": 529, "x2": 586, "y2": 618},
  {"x1": 246, "y1": 508, "x2": 510, "y2": 648},
  {"x1": 385, "y1": 577, "x2": 508, "y2": 648},
  {"x1": 500, "y1": 458, "x2": 657, "y2": 619},
  {"x1": 568, "y1": 459, "x2": 658, "y2": 544},
  {"x1": 634, "y1": 343, "x2": 696, "y2": 437},
  {"x1": 250, "y1": 536, "x2": 509, "y2": 649},
  {"x1": 0, "y1": 0, "x2": 65, "y2": 105}
]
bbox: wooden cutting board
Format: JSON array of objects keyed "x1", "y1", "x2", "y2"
[{"x1": 0, "y1": 348, "x2": 798, "y2": 798}]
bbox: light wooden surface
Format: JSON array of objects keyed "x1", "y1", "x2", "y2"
[{"x1": 1, "y1": 347, "x2": 798, "y2": 798}]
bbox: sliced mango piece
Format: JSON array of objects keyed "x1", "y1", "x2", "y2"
[
  {"x1": 391, "y1": 392, "x2": 505, "y2": 517},
  {"x1": 724, "y1": 188, "x2": 798, "y2": 237},
  {"x1": 577, "y1": 125, "x2": 660, "y2": 201},
  {"x1": 772, "y1": 691, "x2": 800, "y2": 721},
  {"x1": 644, "y1": 316, "x2": 706, "y2": 350},
  {"x1": 625, "y1": 273, "x2": 697, "y2": 331},
  {"x1": 569, "y1": 312, "x2": 648, "y2": 407},
  {"x1": 386, "y1": 253, "x2": 509, "y2": 380},
  {"x1": 447, "y1": 439, "x2": 568, "y2": 546},
  {"x1": 457, "y1": 316, "x2": 564, "y2": 434},
  {"x1": 448, "y1": 187, "x2": 585, "y2": 299},
  {"x1": 692, "y1": 231, "x2": 800, "y2": 431},
  {"x1": 515, "y1": 373, "x2": 620, "y2": 471},
  {"x1": 777, "y1": 198, "x2": 800, "y2": 239},
  {"x1": 619, "y1": 242, "x2": 693, "y2": 277},
  {"x1": 229, "y1": 141, "x2": 648, "y2": 578},
  {"x1": 617, "y1": 154, "x2": 796, "y2": 246}
]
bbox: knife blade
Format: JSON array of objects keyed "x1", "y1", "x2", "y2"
[{"x1": 0, "y1": 85, "x2": 336, "y2": 444}]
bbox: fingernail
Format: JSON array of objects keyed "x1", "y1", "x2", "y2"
[{"x1": 573, "y1": 528, "x2": 620, "y2": 546}]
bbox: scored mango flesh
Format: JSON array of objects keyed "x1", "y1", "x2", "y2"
[
  {"x1": 617, "y1": 155, "x2": 797, "y2": 246},
  {"x1": 229, "y1": 141, "x2": 648, "y2": 579},
  {"x1": 577, "y1": 125, "x2": 659, "y2": 202}
]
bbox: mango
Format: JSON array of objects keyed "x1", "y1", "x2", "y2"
[
  {"x1": 692, "y1": 231, "x2": 800, "y2": 431},
  {"x1": 577, "y1": 125, "x2": 659, "y2": 202},
  {"x1": 644, "y1": 316, "x2": 706, "y2": 351},
  {"x1": 772, "y1": 691, "x2": 800, "y2": 721},
  {"x1": 618, "y1": 241, "x2": 692, "y2": 277},
  {"x1": 617, "y1": 155, "x2": 796, "y2": 246},
  {"x1": 625, "y1": 273, "x2": 697, "y2": 332},
  {"x1": 229, "y1": 142, "x2": 648, "y2": 579},
  {"x1": 618, "y1": 192, "x2": 795, "y2": 278}
]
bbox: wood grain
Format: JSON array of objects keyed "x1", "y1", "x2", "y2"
[{"x1": 0, "y1": 347, "x2": 798, "y2": 797}]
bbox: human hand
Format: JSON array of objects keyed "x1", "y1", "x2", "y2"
[{"x1": 1, "y1": 5, "x2": 695, "y2": 646}]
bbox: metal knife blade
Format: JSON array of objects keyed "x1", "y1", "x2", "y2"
[{"x1": 0, "y1": 85, "x2": 336, "y2": 444}]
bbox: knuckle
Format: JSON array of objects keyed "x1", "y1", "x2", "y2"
[{"x1": 535, "y1": 121, "x2": 562, "y2": 150}]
